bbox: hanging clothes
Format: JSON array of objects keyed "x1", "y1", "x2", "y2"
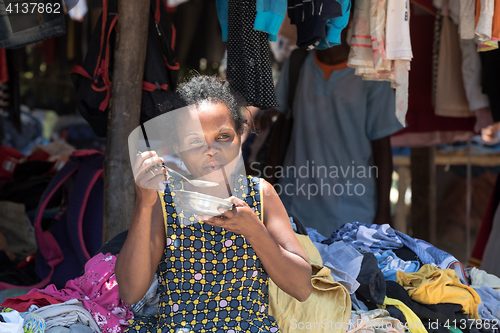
[
  {"x1": 435, "y1": 17, "x2": 475, "y2": 117},
  {"x1": 315, "y1": 0, "x2": 352, "y2": 50},
  {"x1": 475, "y1": 0, "x2": 495, "y2": 42},
  {"x1": 391, "y1": 8, "x2": 476, "y2": 147},
  {"x1": 225, "y1": 0, "x2": 278, "y2": 109},
  {"x1": 459, "y1": 0, "x2": 476, "y2": 39},
  {"x1": 254, "y1": 0, "x2": 287, "y2": 41},
  {"x1": 347, "y1": 0, "x2": 412, "y2": 126}
]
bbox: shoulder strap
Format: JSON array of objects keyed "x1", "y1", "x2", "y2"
[
  {"x1": 286, "y1": 48, "x2": 309, "y2": 114},
  {"x1": 66, "y1": 154, "x2": 104, "y2": 266}
]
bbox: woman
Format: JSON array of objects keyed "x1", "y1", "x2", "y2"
[{"x1": 115, "y1": 76, "x2": 312, "y2": 333}]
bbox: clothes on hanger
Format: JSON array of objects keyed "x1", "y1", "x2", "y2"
[
  {"x1": 225, "y1": 0, "x2": 278, "y2": 108},
  {"x1": 347, "y1": 0, "x2": 412, "y2": 126}
]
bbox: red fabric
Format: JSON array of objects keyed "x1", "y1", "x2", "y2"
[
  {"x1": 392, "y1": 7, "x2": 475, "y2": 142},
  {"x1": 468, "y1": 175, "x2": 498, "y2": 268},
  {"x1": 0, "y1": 49, "x2": 8, "y2": 83},
  {"x1": 0, "y1": 291, "x2": 63, "y2": 312},
  {"x1": 0, "y1": 146, "x2": 24, "y2": 184}
]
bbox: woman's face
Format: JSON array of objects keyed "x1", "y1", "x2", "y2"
[{"x1": 174, "y1": 102, "x2": 242, "y2": 183}]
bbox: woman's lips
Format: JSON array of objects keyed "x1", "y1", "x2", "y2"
[{"x1": 203, "y1": 164, "x2": 223, "y2": 172}]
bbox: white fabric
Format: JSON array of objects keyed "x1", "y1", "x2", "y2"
[
  {"x1": 68, "y1": 0, "x2": 88, "y2": 22},
  {"x1": 386, "y1": 0, "x2": 413, "y2": 60},
  {"x1": 0, "y1": 311, "x2": 24, "y2": 333},
  {"x1": 475, "y1": 0, "x2": 495, "y2": 41},
  {"x1": 167, "y1": 0, "x2": 189, "y2": 7},
  {"x1": 460, "y1": 39, "x2": 490, "y2": 111},
  {"x1": 460, "y1": 0, "x2": 476, "y2": 39},
  {"x1": 32, "y1": 299, "x2": 100, "y2": 333},
  {"x1": 470, "y1": 267, "x2": 500, "y2": 290}
]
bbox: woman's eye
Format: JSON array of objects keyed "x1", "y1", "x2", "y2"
[
  {"x1": 190, "y1": 139, "x2": 203, "y2": 146},
  {"x1": 217, "y1": 134, "x2": 230, "y2": 140}
]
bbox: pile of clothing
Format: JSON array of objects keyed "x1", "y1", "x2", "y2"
[
  {"x1": 0, "y1": 253, "x2": 133, "y2": 333},
  {"x1": 303, "y1": 222, "x2": 500, "y2": 333},
  {"x1": 1, "y1": 222, "x2": 499, "y2": 333}
]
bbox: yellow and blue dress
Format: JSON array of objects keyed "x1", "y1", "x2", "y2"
[{"x1": 125, "y1": 174, "x2": 280, "y2": 333}]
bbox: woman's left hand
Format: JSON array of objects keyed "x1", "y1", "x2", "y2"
[{"x1": 199, "y1": 196, "x2": 264, "y2": 237}]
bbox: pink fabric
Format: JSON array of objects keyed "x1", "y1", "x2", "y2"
[{"x1": 30, "y1": 253, "x2": 133, "y2": 333}]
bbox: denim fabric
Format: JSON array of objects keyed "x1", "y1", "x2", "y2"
[
  {"x1": 306, "y1": 227, "x2": 327, "y2": 243},
  {"x1": 131, "y1": 275, "x2": 160, "y2": 318},
  {"x1": 325, "y1": 222, "x2": 403, "y2": 251},
  {"x1": 0, "y1": 0, "x2": 65, "y2": 49},
  {"x1": 313, "y1": 241, "x2": 363, "y2": 294}
]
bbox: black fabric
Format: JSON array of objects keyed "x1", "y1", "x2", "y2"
[
  {"x1": 0, "y1": 175, "x2": 61, "y2": 211},
  {"x1": 385, "y1": 281, "x2": 464, "y2": 333},
  {"x1": 386, "y1": 305, "x2": 406, "y2": 324},
  {"x1": 257, "y1": 48, "x2": 308, "y2": 185},
  {"x1": 287, "y1": 0, "x2": 342, "y2": 49},
  {"x1": 96, "y1": 230, "x2": 128, "y2": 256},
  {"x1": 479, "y1": 48, "x2": 500, "y2": 122},
  {"x1": 71, "y1": 0, "x2": 178, "y2": 137},
  {"x1": 6, "y1": 49, "x2": 21, "y2": 133},
  {"x1": 288, "y1": 211, "x2": 308, "y2": 235},
  {"x1": 393, "y1": 245, "x2": 423, "y2": 266},
  {"x1": 226, "y1": 0, "x2": 277, "y2": 109},
  {"x1": 355, "y1": 252, "x2": 386, "y2": 305}
]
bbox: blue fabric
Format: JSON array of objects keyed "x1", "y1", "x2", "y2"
[
  {"x1": 216, "y1": 0, "x2": 228, "y2": 41},
  {"x1": 324, "y1": 222, "x2": 468, "y2": 285},
  {"x1": 216, "y1": 0, "x2": 285, "y2": 42},
  {"x1": 313, "y1": 240, "x2": 362, "y2": 293},
  {"x1": 324, "y1": 222, "x2": 403, "y2": 251},
  {"x1": 315, "y1": 0, "x2": 351, "y2": 50},
  {"x1": 254, "y1": 0, "x2": 287, "y2": 42},
  {"x1": 374, "y1": 250, "x2": 420, "y2": 281},
  {"x1": 306, "y1": 227, "x2": 327, "y2": 243},
  {"x1": 473, "y1": 286, "x2": 500, "y2": 327},
  {"x1": 289, "y1": 217, "x2": 298, "y2": 232}
]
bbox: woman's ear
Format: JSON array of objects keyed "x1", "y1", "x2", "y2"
[{"x1": 173, "y1": 143, "x2": 181, "y2": 157}]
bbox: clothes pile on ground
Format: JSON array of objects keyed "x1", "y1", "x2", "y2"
[
  {"x1": 295, "y1": 221, "x2": 500, "y2": 333},
  {"x1": 0, "y1": 253, "x2": 133, "y2": 333},
  {"x1": 1, "y1": 218, "x2": 499, "y2": 333}
]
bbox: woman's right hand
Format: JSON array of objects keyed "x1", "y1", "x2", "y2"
[{"x1": 133, "y1": 150, "x2": 165, "y2": 206}]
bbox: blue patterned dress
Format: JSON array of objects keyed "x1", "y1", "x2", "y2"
[{"x1": 125, "y1": 174, "x2": 280, "y2": 333}]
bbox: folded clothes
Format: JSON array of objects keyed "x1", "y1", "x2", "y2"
[{"x1": 31, "y1": 299, "x2": 100, "y2": 333}]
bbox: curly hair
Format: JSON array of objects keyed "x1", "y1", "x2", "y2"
[{"x1": 156, "y1": 75, "x2": 248, "y2": 136}]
